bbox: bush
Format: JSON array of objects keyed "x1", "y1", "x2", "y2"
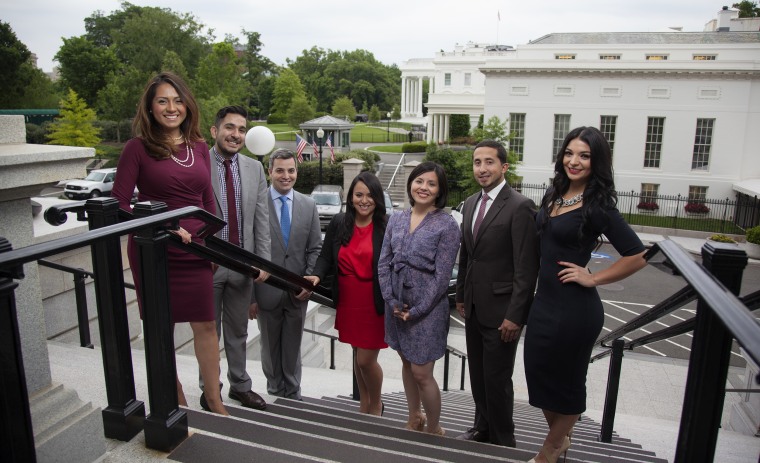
[
  {"x1": 449, "y1": 114, "x2": 471, "y2": 138},
  {"x1": 637, "y1": 201, "x2": 659, "y2": 211},
  {"x1": 25, "y1": 123, "x2": 48, "y2": 144},
  {"x1": 709, "y1": 234, "x2": 736, "y2": 243},
  {"x1": 746, "y1": 225, "x2": 760, "y2": 245},
  {"x1": 401, "y1": 141, "x2": 427, "y2": 153},
  {"x1": 684, "y1": 202, "x2": 709, "y2": 213},
  {"x1": 266, "y1": 112, "x2": 287, "y2": 124},
  {"x1": 451, "y1": 136, "x2": 476, "y2": 145}
]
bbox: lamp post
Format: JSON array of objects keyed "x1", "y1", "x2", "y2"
[
  {"x1": 386, "y1": 112, "x2": 391, "y2": 142},
  {"x1": 316, "y1": 127, "x2": 325, "y2": 186}
]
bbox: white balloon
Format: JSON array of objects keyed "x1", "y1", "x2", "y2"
[{"x1": 245, "y1": 125, "x2": 276, "y2": 156}]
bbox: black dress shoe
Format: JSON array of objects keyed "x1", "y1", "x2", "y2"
[
  {"x1": 456, "y1": 428, "x2": 490, "y2": 442},
  {"x1": 199, "y1": 392, "x2": 211, "y2": 411},
  {"x1": 229, "y1": 389, "x2": 267, "y2": 410}
]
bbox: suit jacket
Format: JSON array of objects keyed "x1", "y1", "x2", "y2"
[
  {"x1": 211, "y1": 153, "x2": 271, "y2": 300},
  {"x1": 256, "y1": 190, "x2": 322, "y2": 310},
  {"x1": 313, "y1": 213, "x2": 387, "y2": 315},
  {"x1": 455, "y1": 183, "x2": 539, "y2": 328}
]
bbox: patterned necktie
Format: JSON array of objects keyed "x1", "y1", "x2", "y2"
[
  {"x1": 472, "y1": 192, "x2": 489, "y2": 240},
  {"x1": 279, "y1": 196, "x2": 291, "y2": 248},
  {"x1": 223, "y1": 159, "x2": 240, "y2": 246}
]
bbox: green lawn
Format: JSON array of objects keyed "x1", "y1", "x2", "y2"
[
  {"x1": 368, "y1": 145, "x2": 403, "y2": 153},
  {"x1": 250, "y1": 122, "x2": 410, "y2": 144}
]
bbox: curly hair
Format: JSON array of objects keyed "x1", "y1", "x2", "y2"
[
  {"x1": 540, "y1": 126, "x2": 617, "y2": 247},
  {"x1": 132, "y1": 72, "x2": 202, "y2": 160}
]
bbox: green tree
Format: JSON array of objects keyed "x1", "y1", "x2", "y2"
[
  {"x1": 360, "y1": 100, "x2": 369, "y2": 115},
  {"x1": 450, "y1": 114, "x2": 471, "y2": 138},
  {"x1": 473, "y1": 115, "x2": 508, "y2": 142},
  {"x1": 287, "y1": 95, "x2": 315, "y2": 128},
  {"x1": 257, "y1": 74, "x2": 277, "y2": 119},
  {"x1": 47, "y1": 89, "x2": 101, "y2": 147},
  {"x1": 198, "y1": 94, "x2": 231, "y2": 144},
  {"x1": 18, "y1": 68, "x2": 61, "y2": 108},
  {"x1": 0, "y1": 21, "x2": 51, "y2": 109},
  {"x1": 391, "y1": 104, "x2": 401, "y2": 120},
  {"x1": 368, "y1": 104, "x2": 381, "y2": 123},
  {"x1": 161, "y1": 50, "x2": 188, "y2": 81},
  {"x1": 227, "y1": 30, "x2": 276, "y2": 118},
  {"x1": 54, "y1": 36, "x2": 120, "y2": 107},
  {"x1": 332, "y1": 96, "x2": 356, "y2": 121},
  {"x1": 733, "y1": 1, "x2": 760, "y2": 17},
  {"x1": 194, "y1": 42, "x2": 249, "y2": 102},
  {"x1": 97, "y1": 68, "x2": 149, "y2": 141},
  {"x1": 272, "y1": 68, "x2": 306, "y2": 116}
]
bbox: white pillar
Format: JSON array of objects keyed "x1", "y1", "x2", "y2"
[
  {"x1": 410, "y1": 78, "x2": 416, "y2": 116},
  {"x1": 443, "y1": 114, "x2": 450, "y2": 143},
  {"x1": 400, "y1": 77, "x2": 407, "y2": 117},
  {"x1": 416, "y1": 78, "x2": 424, "y2": 118}
]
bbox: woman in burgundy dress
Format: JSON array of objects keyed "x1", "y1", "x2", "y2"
[
  {"x1": 112, "y1": 72, "x2": 228, "y2": 415},
  {"x1": 306, "y1": 172, "x2": 388, "y2": 416}
]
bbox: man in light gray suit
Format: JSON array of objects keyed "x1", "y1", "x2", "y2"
[
  {"x1": 202, "y1": 106, "x2": 270, "y2": 410},
  {"x1": 253, "y1": 149, "x2": 322, "y2": 399}
]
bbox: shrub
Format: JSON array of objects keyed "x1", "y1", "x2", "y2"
[
  {"x1": 266, "y1": 112, "x2": 287, "y2": 124},
  {"x1": 450, "y1": 136, "x2": 477, "y2": 145},
  {"x1": 637, "y1": 201, "x2": 659, "y2": 211},
  {"x1": 684, "y1": 202, "x2": 710, "y2": 213},
  {"x1": 746, "y1": 225, "x2": 760, "y2": 245},
  {"x1": 401, "y1": 141, "x2": 427, "y2": 153},
  {"x1": 709, "y1": 234, "x2": 736, "y2": 243},
  {"x1": 25, "y1": 123, "x2": 48, "y2": 144}
]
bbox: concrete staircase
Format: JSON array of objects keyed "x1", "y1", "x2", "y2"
[
  {"x1": 168, "y1": 392, "x2": 667, "y2": 463},
  {"x1": 376, "y1": 160, "x2": 407, "y2": 208}
]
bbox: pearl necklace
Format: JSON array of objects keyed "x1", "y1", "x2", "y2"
[
  {"x1": 555, "y1": 192, "x2": 583, "y2": 207},
  {"x1": 170, "y1": 140, "x2": 195, "y2": 168}
]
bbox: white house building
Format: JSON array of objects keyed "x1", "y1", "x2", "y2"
[{"x1": 398, "y1": 7, "x2": 760, "y2": 220}]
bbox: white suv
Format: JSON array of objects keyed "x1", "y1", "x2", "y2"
[{"x1": 64, "y1": 168, "x2": 117, "y2": 200}]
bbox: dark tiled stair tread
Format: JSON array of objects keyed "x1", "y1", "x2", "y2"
[
  {"x1": 168, "y1": 432, "x2": 321, "y2": 463},
  {"x1": 275, "y1": 398, "x2": 663, "y2": 462}
]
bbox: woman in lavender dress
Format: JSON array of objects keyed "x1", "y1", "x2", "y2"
[{"x1": 378, "y1": 161, "x2": 461, "y2": 436}]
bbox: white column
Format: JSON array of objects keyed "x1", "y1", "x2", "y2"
[
  {"x1": 426, "y1": 115, "x2": 433, "y2": 143},
  {"x1": 435, "y1": 114, "x2": 441, "y2": 143},
  {"x1": 444, "y1": 114, "x2": 450, "y2": 143},
  {"x1": 416, "y1": 78, "x2": 424, "y2": 118},
  {"x1": 410, "y1": 78, "x2": 416, "y2": 115},
  {"x1": 400, "y1": 77, "x2": 407, "y2": 116}
]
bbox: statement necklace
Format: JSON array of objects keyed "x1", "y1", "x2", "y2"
[
  {"x1": 555, "y1": 192, "x2": 583, "y2": 207},
  {"x1": 170, "y1": 140, "x2": 195, "y2": 168}
]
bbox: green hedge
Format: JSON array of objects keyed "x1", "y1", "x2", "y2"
[{"x1": 401, "y1": 141, "x2": 427, "y2": 153}]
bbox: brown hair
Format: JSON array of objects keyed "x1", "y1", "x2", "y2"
[{"x1": 132, "y1": 72, "x2": 202, "y2": 160}]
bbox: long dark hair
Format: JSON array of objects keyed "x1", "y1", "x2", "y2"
[
  {"x1": 540, "y1": 126, "x2": 616, "y2": 246},
  {"x1": 132, "y1": 72, "x2": 202, "y2": 160},
  {"x1": 337, "y1": 172, "x2": 387, "y2": 246}
]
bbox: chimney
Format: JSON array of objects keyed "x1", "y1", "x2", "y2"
[{"x1": 717, "y1": 5, "x2": 739, "y2": 31}]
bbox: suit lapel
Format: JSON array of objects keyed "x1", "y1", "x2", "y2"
[
  {"x1": 238, "y1": 157, "x2": 250, "y2": 220},
  {"x1": 473, "y1": 184, "x2": 510, "y2": 248},
  {"x1": 211, "y1": 156, "x2": 222, "y2": 217},
  {"x1": 268, "y1": 192, "x2": 287, "y2": 250}
]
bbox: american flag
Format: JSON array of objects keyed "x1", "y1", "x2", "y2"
[
  {"x1": 312, "y1": 138, "x2": 320, "y2": 159},
  {"x1": 295, "y1": 134, "x2": 306, "y2": 163},
  {"x1": 326, "y1": 134, "x2": 335, "y2": 164}
]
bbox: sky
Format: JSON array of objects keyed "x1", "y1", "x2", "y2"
[{"x1": 3, "y1": 0, "x2": 731, "y2": 73}]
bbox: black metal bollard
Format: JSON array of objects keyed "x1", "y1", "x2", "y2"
[
  {"x1": 443, "y1": 350, "x2": 450, "y2": 392},
  {"x1": 132, "y1": 202, "x2": 187, "y2": 452},
  {"x1": 72, "y1": 271, "x2": 93, "y2": 348},
  {"x1": 599, "y1": 339, "x2": 625, "y2": 443},
  {"x1": 0, "y1": 237, "x2": 36, "y2": 462},
  {"x1": 86, "y1": 198, "x2": 146, "y2": 441},
  {"x1": 674, "y1": 242, "x2": 748, "y2": 463}
]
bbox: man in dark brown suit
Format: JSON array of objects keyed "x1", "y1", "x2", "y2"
[{"x1": 455, "y1": 139, "x2": 540, "y2": 447}]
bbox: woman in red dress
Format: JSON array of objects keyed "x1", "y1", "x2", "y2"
[
  {"x1": 306, "y1": 172, "x2": 388, "y2": 415},
  {"x1": 112, "y1": 72, "x2": 228, "y2": 415}
]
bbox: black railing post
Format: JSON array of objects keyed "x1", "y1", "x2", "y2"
[
  {"x1": 599, "y1": 338, "x2": 625, "y2": 443},
  {"x1": 329, "y1": 338, "x2": 335, "y2": 370},
  {"x1": 443, "y1": 350, "x2": 450, "y2": 392},
  {"x1": 133, "y1": 202, "x2": 187, "y2": 451},
  {"x1": 86, "y1": 198, "x2": 146, "y2": 441},
  {"x1": 674, "y1": 242, "x2": 747, "y2": 463},
  {"x1": 72, "y1": 271, "x2": 93, "y2": 348},
  {"x1": 460, "y1": 356, "x2": 466, "y2": 390},
  {"x1": 0, "y1": 238, "x2": 36, "y2": 463}
]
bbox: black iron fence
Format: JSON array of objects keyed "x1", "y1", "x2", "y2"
[{"x1": 447, "y1": 182, "x2": 760, "y2": 234}]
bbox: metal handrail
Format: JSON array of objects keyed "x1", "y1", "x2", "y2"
[{"x1": 387, "y1": 153, "x2": 406, "y2": 190}]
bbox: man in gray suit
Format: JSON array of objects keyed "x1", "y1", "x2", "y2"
[
  {"x1": 202, "y1": 105, "x2": 270, "y2": 410},
  {"x1": 253, "y1": 149, "x2": 322, "y2": 399},
  {"x1": 455, "y1": 139, "x2": 540, "y2": 447}
]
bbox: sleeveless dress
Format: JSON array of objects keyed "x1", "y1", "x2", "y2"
[
  {"x1": 524, "y1": 206, "x2": 644, "y2": 414},
  {"x1": 335, "y1": 222, "x2": 387, "y2": 349},
  {"x1": 112, "y1": 138, "x2": 216, "y2": 323}
]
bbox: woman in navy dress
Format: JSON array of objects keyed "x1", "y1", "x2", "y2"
[
  {"x1": 112, "y1": 72, "x2": 228, "y2": 415},
  {"x1": 378, "y1": 162, "x2": 460, "y2": 435},
  {"x1": 523, "y1": 127, "x2": 647, "y2": 463},
  {"x1": 306, "y1": 172, "x2": 388, "y2": 416}
]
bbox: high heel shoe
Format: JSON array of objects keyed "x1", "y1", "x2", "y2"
[
  {"x1": 560, "y1": 435, "x2": 572, "y2": 463},
  {"x1": 526, "y1": 444, "x2": 557, "y2": 463},
  {"x1": 527, "y1": 438, "x2": 570, "y2": 463},
  {"x1": 404, "y1": 413, "x2": 426, "y2": 431}
]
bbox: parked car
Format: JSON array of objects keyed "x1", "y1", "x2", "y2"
[
  {"x1": 383, "y1": 191, "x2": 400, "y2": 216},
  {"x1": 311, "y1": 185, "x2": 344, "y2": 230},
  {"x1": 450, "y1": 201, "x2": 464, "y2": 227},
  {"x1": 64, "y1": 168, "x2": 117, "y2": 200}
]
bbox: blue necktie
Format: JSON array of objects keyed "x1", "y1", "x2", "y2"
[{"x1": 279, "y1": 196, "x2": 291, "y2": 248}]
